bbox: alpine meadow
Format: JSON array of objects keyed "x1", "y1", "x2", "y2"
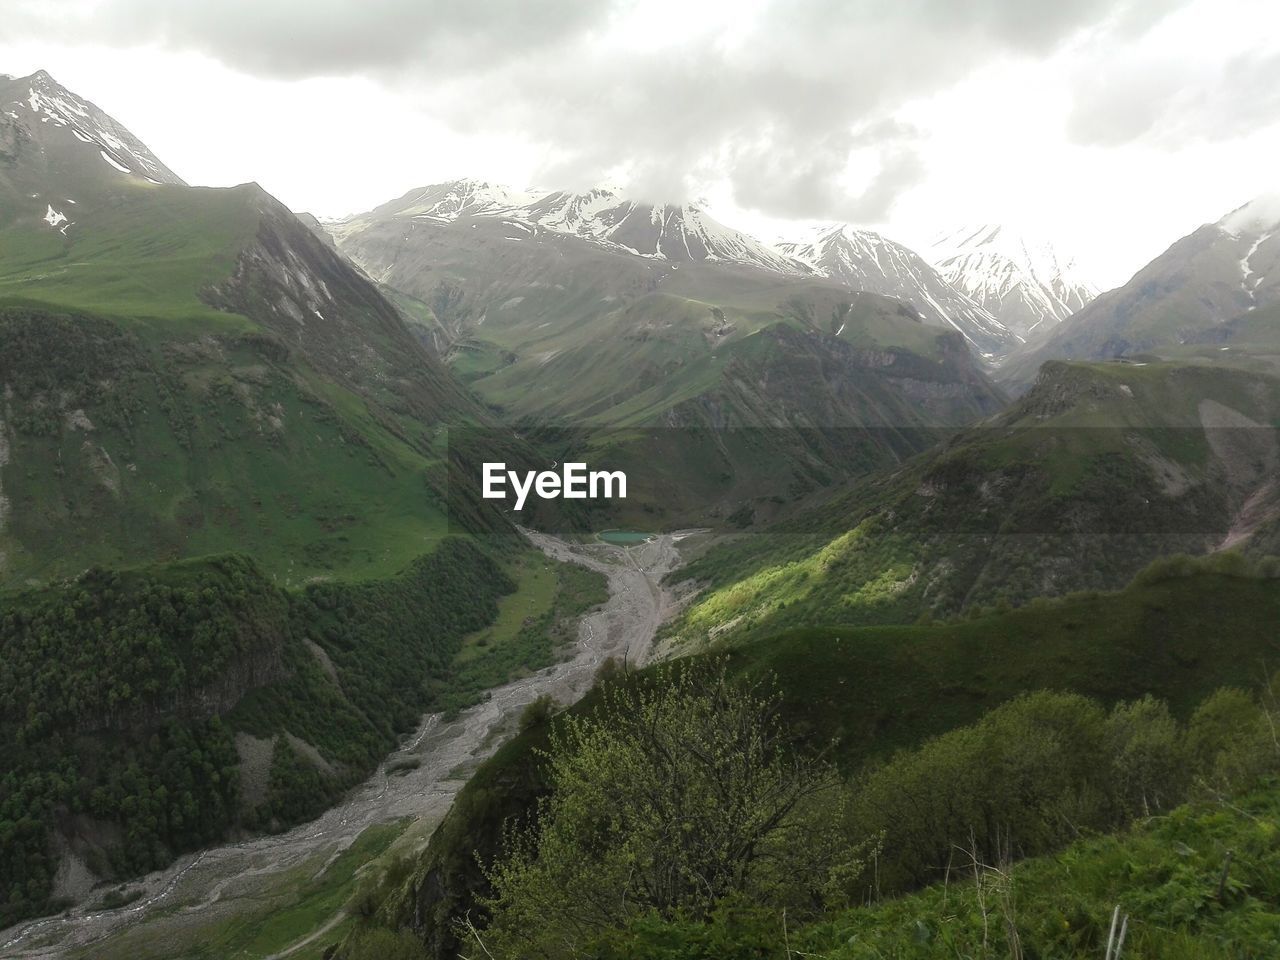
[{"x1": 1, "y1": 2, "x2": 1279, "y2": 958}]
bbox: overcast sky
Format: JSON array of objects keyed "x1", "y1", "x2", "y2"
[{"x1": 3, "y1": 0, "x2": 1279, "y2": 288}]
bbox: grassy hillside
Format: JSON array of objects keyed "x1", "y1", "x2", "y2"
[
  {"x1": 0, "y1": 304, "x2": 460, "y2": 586},
  {"x1": 0, "y1": 95, "x2": 500, "y2": 583},
  {"x1": 596, "y1": 783, "x2": 1280, "y2": 959},
  {"x1": 332, "y1": 212, "x2": 1007, "y2": 529},
  {"x1": 663, "y1": 360, "x2": 1280, "y2": 646},
  {"x1": 0, "y1": 186, "x2": 505, "y2": 584},
  {"x1": 347, "y1": 556, "x2": 1280, "y2": 959}
]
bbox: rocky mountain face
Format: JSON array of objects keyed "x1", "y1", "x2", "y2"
[
  {"x1": 1001, "y1": 197, "x2": 1280, "y2": 390},
  {"x1": 929, "y1": 224, "x2": 1097, "y2": 338},
  {"x1": 776, "y1": 223, "x2": 1017, "y2": 357},
  {"x1": 331, "y1": 183, "x2": 1009, "y2": 427},
  {"x1": 0, "y1": 69, "x2": 184, "y2": 222},
  {"x1": 334, "y1": 180, "x2": 1024, "y2": 360},
  {"x1": 519, "y1": 187, "x2": 804, "y2": 272}
]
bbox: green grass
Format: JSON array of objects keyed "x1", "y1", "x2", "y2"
[
  {"x1": 447, "y1": 338, "x2": 516, "y2": 383},
  {"x1": 440, "y1": 557, "x2": 609, "y2": 711},
  {"x1": 454, "y1": 552, "x2": 559, "y2": 665},
  {"x1": 0, "y1": 182, "x2": 261, "y2": 325},
  {"x1": 0, "y1": 305, "x2": 454, "y2": 587},
  {"x1": 0, "y1": 169, "x2": 495, "y2": 586},
  {"x1": 602, "y1": 783, "x2": 1280, "y2": 959}
]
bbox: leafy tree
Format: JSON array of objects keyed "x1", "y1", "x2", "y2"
[
  {"x1": 475, "y1": 663, "x2": 871, "y2": 959},
  {"x1": 1104, "y1": 695, "x2": 1184, "y2": 817},
  {"x1": 1186, "y1": 687, "x2": 1279, "y2": 793}
]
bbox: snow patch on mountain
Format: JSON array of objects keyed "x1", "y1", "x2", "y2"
[
  {"x1": 929, "y1": 225, "x2": 1098, "y2": 338},
  {"x1": 1216, "y1": 197, "x2": 1280, "y2": 313},
  {"x1": 1219, "y1": 195, "x2": 1280, "y2": 238},
  {"x1": 2, "y1": 70, "x2": 184, "y2": 185},
  {"x1": 776, "y1": 223, "x2": 1015, "y2": 357},
  {"x1": 349, "y1": 179, "x2": 805, "y2": 273},
  {"x1": 42, "y1": 204, "x2": 71, "y2": 234},
  {"x1": 99, "y1": 150, "x2": 130, "y2": 174},
  {"x1": 514, "y1": 186, "x2": 805, "y2": 271},
  {"x1": 393, "y1": 178, "x2": 539, "y2": 222}
]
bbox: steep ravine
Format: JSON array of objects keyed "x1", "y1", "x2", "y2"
[{"x1": 0, "y1": 531, "x2": 691, "y2": 959}]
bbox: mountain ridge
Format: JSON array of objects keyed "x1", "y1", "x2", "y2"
[
  {"x1": 1000, "y1": 196, "x2": 1280, "y2": 389},
  {"x1": 0, "y1": 71, "x2": 502, "y2": 586},
  {"x1": 929, "y1": 223, "x2": 1097, "y2": 338},
  {"x1": 1, "y1": 69, "x2": 184, "y2": 190},
  {"x1": 776, "y1": 222, "x2": 1016, "y2": 357},
  {"x1": 333, "y1": 179, "x2": 1021, "y2": 360}
]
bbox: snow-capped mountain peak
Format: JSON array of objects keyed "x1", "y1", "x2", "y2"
[
  {"x1": 351, "y1": 180, "x2": 804, "y2": 273},
  {"x1": 775, "y1": 222, "x2": 1016, "y2": 358},
  {"x1": 521, "y1": 186, "x2": 626, "y2": 236},
  {"x1": 519, "y1": 188, "x2": 805, "y2": 271},
  {"x1": 1, "y1": 70, "x2": 184, "y2": 186},
  {"x1": 1214, "y1": 196, "x2": 1280, "y2": 313},
  {"x1": 775, "y1": 223, "x2": 893, "y2": 271},
  {"x1": 929, "y1": 225, "x2": 1097, "y2": 338},
  {"x1": 1217, "y1": 195, "x2": 1280, "y2": 238},
  {"x1": 385, "y1": 177, "x2": 540, "y2": 222}
]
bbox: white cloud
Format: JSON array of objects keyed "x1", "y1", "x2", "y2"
[{"x1": 2, "y1": 0, "x2": 1278, "y2": 287}]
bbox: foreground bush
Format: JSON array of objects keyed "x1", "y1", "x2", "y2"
[{"x1": 474, "y1": 663, "x2": 874, "y2": 959}]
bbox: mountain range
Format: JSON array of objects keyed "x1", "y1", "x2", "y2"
[
  {"x1": 328, "y1": 177, "x2": 1017, "y2": 524},
  {"x1": 3, "y1": 65, "x2": 1280, "y2": 954},
  {"x1": 775, "y1": 222, "x2": 1017, "y2": 356},
  {"x1": 330, "y1": 179, "x2": 1105, "y2": 361}
]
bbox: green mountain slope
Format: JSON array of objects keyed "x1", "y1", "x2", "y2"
[
  {"x1": 0, "y1": 72, "x2": 493, "y2": 587},
  {"x1": 0, "y1": 72, "x2": 596, "y2": 930},
  {"x1": 664, "y1": 360, "x2": 1280, "y2": 647},
  {"x1": 343, "y1": 556, "x2": 1280, "y2": 960},
  {"x1": 331, "y1": 204, "x2": 1007, "y2": 528},
  {"x1": 333, "y1": 207, "x2": 1004, "y2": 429}
]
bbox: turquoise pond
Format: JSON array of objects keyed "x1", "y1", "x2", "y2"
[{"x1": 597, "y1": 530, "x2": 655, "y2": 545}]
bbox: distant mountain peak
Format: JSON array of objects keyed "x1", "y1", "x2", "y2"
[
  {"x1": 0, "y1": 70, "x2": 184, "y2": 187},
  {"x1": 380, "y1": 178, "x2": 539, "y2": 222},
  {"x1": 775, "y1": 222, "x2": 1016, "y2": 358},
  {"x1": 520, "y1": 188, "x2": 801, "y2": 270},
  {"x1": 929, "y1": 224, "x2": 1097, "y2": 338},
  {"x1": 352, "y1": 179, "x2": 803, "y2": 273},
  {"x1": 1218, "y1": 195, "x2": 1280, "y2": 238}
]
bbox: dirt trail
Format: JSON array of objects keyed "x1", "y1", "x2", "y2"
[{"x1": 0, "y1": 531, "x2": 692, "y2": 959}]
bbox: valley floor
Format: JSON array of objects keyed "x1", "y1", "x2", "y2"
[{"x1": 0, "y1": 531, "x2": 692, "y2": 960}]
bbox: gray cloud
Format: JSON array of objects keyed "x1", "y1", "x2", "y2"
[
  {"x1": 9, "y1": 0, "x2": 609, "y2": 78},
  {"x1": 11, "y1": 0, "x2": 1189, "y2": 220}
]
